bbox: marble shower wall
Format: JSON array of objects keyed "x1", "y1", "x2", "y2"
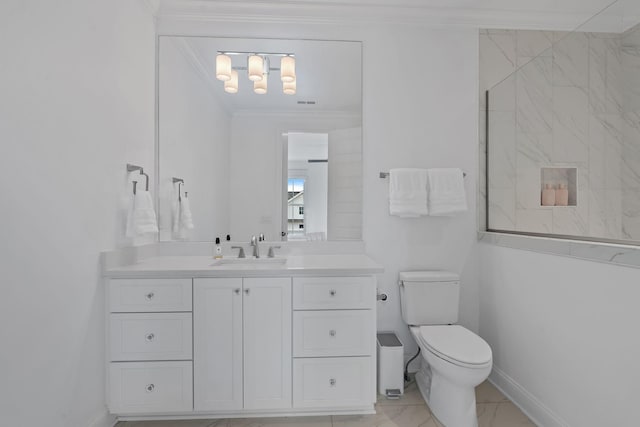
[{"x1": 480, "y1": 24, "x2": 640, "y2": 241}]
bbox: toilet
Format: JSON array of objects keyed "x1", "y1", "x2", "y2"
[{"x1": 399, "y1": 271, "x2": 492, "y2": 427}]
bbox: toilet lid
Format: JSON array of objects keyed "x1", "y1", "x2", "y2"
[{"x1": 418, "y1": 325, "x2": 492, "y2": 367}]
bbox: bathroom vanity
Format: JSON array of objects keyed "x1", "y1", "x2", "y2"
[{"x1": 104, "y1": 254, "x2": 383, "y2": 420}]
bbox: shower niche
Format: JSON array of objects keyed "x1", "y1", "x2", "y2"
[{"x1": 540, "y1": 168, "x2": 577, "y2": 207}]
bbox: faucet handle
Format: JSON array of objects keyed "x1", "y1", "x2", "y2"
[
  {"x1": 259, "y1": 233, "x2": 265, "y2": 242},
  {"x1": 268, "y1": 246, "x2": 281, "y2": 258},
  {"x1": 250, "y1": 235, "x2": 257, "y2": 245},
  {"x1": 231, "y1": 246, "x2": 246, "y2": 258}
]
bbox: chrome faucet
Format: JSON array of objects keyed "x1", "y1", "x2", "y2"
[{"x1": 250, "y1": 235, "x2": 260, "y2": 258}]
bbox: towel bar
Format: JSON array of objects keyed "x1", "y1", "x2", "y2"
[
  {"x1": 127, "y1": 163, "x2": 149, "y2": 191},
  {"x1": 173, "y1": 177, "x2": 185, "y2": 201},
  {"x1": 379, "y1": 171, "x2": 467, "y2": 179}
]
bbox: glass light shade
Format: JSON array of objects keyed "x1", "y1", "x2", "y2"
[
  {"x1": 254, "y1": 75, "x2": 268, "y2": 94},
  {"x1": 283, "y1": 80, "x2": 296, "y2": 95},
  {"x1": 215, "y1": 54, "x2": 232, "y2": 81},
  {"x1": 248, "y1": 55, "x2": 264, "y2": 81},
  {"x1": 280, "y1": 56, "x2": 296, "y2": 83},
  {"x1": 224, "y1": 70, "x2": 238, "y2": 93}
]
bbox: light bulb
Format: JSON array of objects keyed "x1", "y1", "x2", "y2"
[
  {"x1": 254, "y1": 75, "x2": 268, "y2": 94},
  {"x1": 280, "y1": 56, "x2": 296, "y2": 83},
  {"x1": 283, "y1": 80, "x2": 296, "y2": 95},
  {"x1": 248, "y1": 55, "x2": 264, "y2": 82},
  {"x1": 224, "y1": 69, "x2": 238, "y2": 93},
  {"x1": 215, "y1": 54, "x2": 231, "y2": 81}
]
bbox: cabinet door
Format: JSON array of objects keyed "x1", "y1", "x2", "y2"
[
  {"x1": 243, "y1": 277, "x2": 292, "y2": 410},
  {"x1": 193, "y1": 278, "x2": 243, "y2": 411}
]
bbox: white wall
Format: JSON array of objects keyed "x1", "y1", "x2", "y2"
[
  {"x1": 0, "y1": 1, "x2": 155, "y2": 426},
  {"x1": 158, "y1": 38, "x2": 231, "y2": 242},
  {"x1": 479, "y1": 244, "x2": 640, "y2": 427},
  {"x1": 167, "y1": 19, "x2": 481, "y2": 357}
]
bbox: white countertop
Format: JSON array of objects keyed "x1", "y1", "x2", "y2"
[{"x1": 104, "y1": 254, "x2": 384, "y2": 278}]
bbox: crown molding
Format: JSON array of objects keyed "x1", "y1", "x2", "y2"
[{"x1": 155, "y1": 0, "x2": 610, "y2": 32}]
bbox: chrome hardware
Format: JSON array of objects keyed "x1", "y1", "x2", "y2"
[
  {"x1": 145, "y1": 292, "x2": 155, "y2": 300},
  {"x1": 231, "y1": 246, "x2": 246, "y2": 258},
  {"x1": 234, "y1": 288, "x2": 241, "y2": 295},
  {"x1": 329, "y1": 289, "x2": 336, "y2": 297},
  {"x1": 267, "y1": 246, "x2": 281, "y2": 258},
  {"x1": 145, "y1": 333, "x2": 155, "y2": 342},
  {"x1": 259, "y1": 233, "x2": 265, "y2": 242},
  {"x1": 250, "y1": 235, "x2": 260, "y2": 258},
  {"x1": 329, "y1": 378, "x2": 336, "y2": 387},
  {"x1": 244, "y1": 288, "x2": 250, "y2": 295},
  {"x1": 146, "y1": 384, "x2": 155, "y2": 392},
  {"x1": 377, "y1": 293, "x2": 388, "y2": 301},
  {"x1": 329, "y1": 330, "x2": 336, "y2": 337}
]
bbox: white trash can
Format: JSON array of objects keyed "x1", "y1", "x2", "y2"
[{"x1": 376, "y1": 332, "x2": 404, "y2": 399}]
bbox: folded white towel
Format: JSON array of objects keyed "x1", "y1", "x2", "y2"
[
  {"x1": 389, "y1": 168, "x2": 429, "y2": 217},
  {"x1": 126, "y1": 190, "x2": 159, "y2": 238},
  {"x1": 427, "y1": 168, "x2": 467, "y2": 216}
]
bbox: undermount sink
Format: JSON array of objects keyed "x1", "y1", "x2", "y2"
[{"x1": 210, "y1": 257, "x2": 287, "y2": 267}]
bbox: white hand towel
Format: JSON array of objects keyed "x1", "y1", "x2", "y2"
[
  {"x1": 179, "y1": 197, "x2": 194, "y2": 230},
  {"x1": 129, "y1": 190, "x2": 159, "y2": 235},
  {"x1": 389, "y1": 168, "x2": 429, "y2": 217},
  {"x1": 427, "y1": 168, "x2": 467, "y2": 216}
]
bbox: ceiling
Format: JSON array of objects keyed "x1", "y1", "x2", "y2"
[
  {"x1": 169, "y1": 36, "x2": 362, "y2": 114},
  {"x1": 153, "y1": 0, "x2": 632, "y2": 31}
]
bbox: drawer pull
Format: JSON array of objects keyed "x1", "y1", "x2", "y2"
[
  {"x1": 234, "y1": 288, "x2": 241, "y2": 295},
  {"x1": 145, "y1": 292, "x2": 155, "y2": 300},
  {"x1": 329, "y1": 329, "x2": 336, "y2": 337},
  {"x1": 244, "y1": 288, "x2": 250, "y2": 295},
  {"x1": 146, "y1": 383, "x2": 155, "y2": 393},
  {"x1": 329, "y1": 289, "x2": 336, "y2": 297},
  {"x1": 329, "y1": 378, "x2": 336, "y2": 387},
  {"x1": 145, "y1": 333, "x2": 155, "y2": 342}
]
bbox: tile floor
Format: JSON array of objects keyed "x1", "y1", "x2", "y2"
[{"x1": 115, "y1": 380, "x2": 536, "y2": 427}]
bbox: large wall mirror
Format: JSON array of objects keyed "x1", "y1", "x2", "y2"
[{"x1": 157, "y1": 36, "x2": 362, "y2": 242}]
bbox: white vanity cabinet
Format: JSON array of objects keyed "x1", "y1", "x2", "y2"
[
  {"x1": 292, "y1": 276, "x2": 376, "y2": 409},
  {"x1": 107, "y1": 278, "x2": 193, "y2": 414},
  {"x1": 105, "y1": 264, "x2": 380, "y2": 420},
  {"x1": 193, "y1": 277, "x2": 292, "y2": 411}
]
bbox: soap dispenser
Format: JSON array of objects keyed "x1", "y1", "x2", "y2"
[
  {"x1": 555, "y1": 184, "x2": 568, "y2": 206},
  {"x1": 541, "y1": 184, "x2": 556, "y2": 206},
  {"x1": 214, "y1": 237, "x2": 222, "y2": 259}
]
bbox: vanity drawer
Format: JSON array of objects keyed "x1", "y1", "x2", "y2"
[
  {"x1": 292, "y1": 277, "x2": 375, "y2": 310},
  {"x1": 293, "y1": 357, "x2": 372, "y2": 409},
  {"x1": 109, "y1": 361, "x2": 193, "y2": 414},
  {"x1": 293, "y1": 310, "x2": 374, "y2": 357},
  {"x1": 110, "y1": 278, "x2": 192, "y2": 312},
  {"x1": 110, "y1": 313, "x2": 192, "y2": 361}
]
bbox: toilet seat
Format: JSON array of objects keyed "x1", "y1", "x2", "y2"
[{"x1": 416, "y1": 325, "x2": 492, "y2": 369}]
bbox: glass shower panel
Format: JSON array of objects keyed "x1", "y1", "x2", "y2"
[{"x1": 485, "y1": 0, "x2": 640, "y2": 244}]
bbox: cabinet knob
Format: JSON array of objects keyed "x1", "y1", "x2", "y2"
[
  {"x1": 145, "y1": 333, "x2": 155, "y2": 342},
  {"x1": 146, "y1": 384, "x2": 155, "y2": 393},
  {"x1": 145, "y1": 292, "x2": 155, "y2": 300},
  {"x1": 329, "y1": 289, "x2": 336, "y2": 297},
  {"x1": 329, "y1": 329, "x2": 336, "y2": 337},
  {"x1": 244, "y1": 289, "x2": 250, "y2": 295},
  {"x1": 329, "y1": 378, "x2": 336, "y2": 387},
  {"x1": 234, "y1": 288, "x2": 241, "y2": 295}
]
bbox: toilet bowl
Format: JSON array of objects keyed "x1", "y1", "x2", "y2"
[
  {"x1": 399, "y1": 271, "x2": 493, "y2": 427},
  {"x1": 411, "y1": 325, "x2": 492, "y2": 427}
]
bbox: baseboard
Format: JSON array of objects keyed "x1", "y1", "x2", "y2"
[
  {"x1": 88, "y1": 409, "x2": 117, "y2": 427},
  {"x1": 489, "y1": 365, "x2": 569, "y2": 427}
]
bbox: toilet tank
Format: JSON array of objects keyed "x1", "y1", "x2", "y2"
[{"x1": 399, "y1": 271, "x2": 460, "y2": 325}]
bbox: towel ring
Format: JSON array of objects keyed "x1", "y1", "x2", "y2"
[{"x1": 127, "y1": 164, "x2": 149, "y2": 191}]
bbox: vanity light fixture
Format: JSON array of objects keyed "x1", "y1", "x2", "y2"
[{"x1": 216, "y1": 51, "x2": 296, "y2": 95}]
